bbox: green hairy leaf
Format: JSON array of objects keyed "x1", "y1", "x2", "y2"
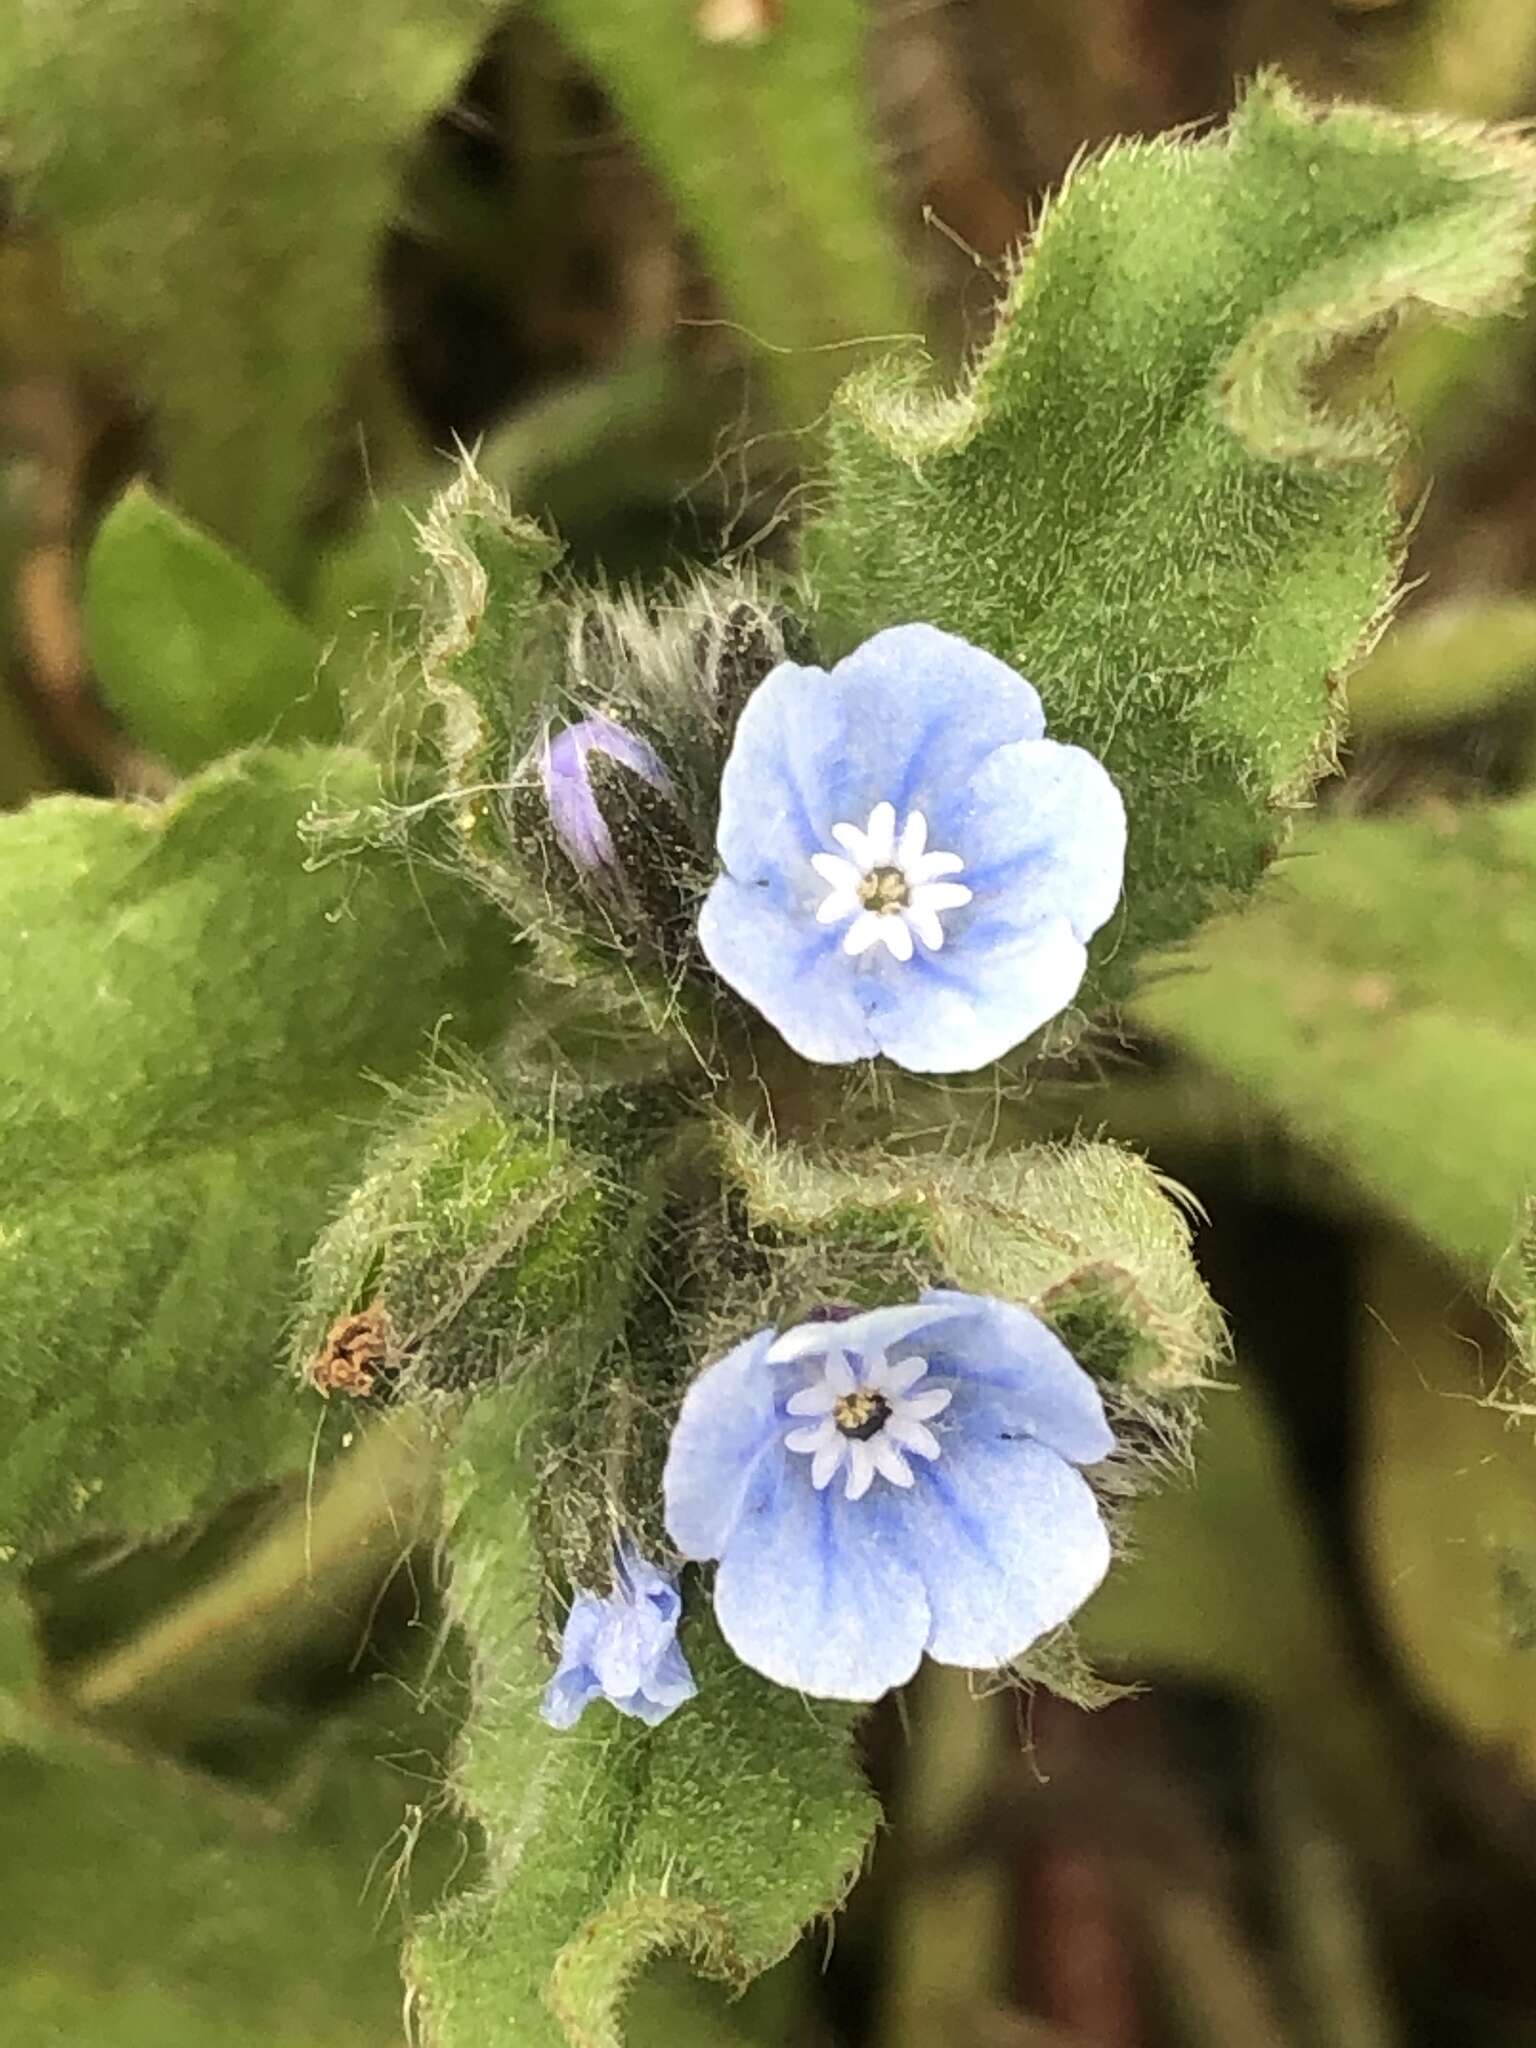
[
  {"x1": 533, "y1": 0, "x2": 915, "y2": 426},
  {"x1": 84, "y1": 483, "x2": 335, "y2": 773},
  {"x1": 714, "y1": 1121, "x2": 1225, "y2": 1396},
  {"x1": 0, "y1": 747, "x2": 516, "y2": 1560},
  {"x1": 805, "y1": 73, "x2": 1536, "y2": 993},
  {"x1": 411, "y1": 1386, "x2": 877, "y2": 2048},
  {"x1": 417, "y1": 460, "x2": 562, "y2": 892},
  {"x1": 1135, "y1": 797, "x2": 1536, "y2": 1274},
  {"x1": 4, "y1": 0, "x2": 506, "y2": 586}
]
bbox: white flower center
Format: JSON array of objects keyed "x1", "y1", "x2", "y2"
[
  {"x1": 810, "y1": 801, "x2": 973, "y2": 964},
  {"x1": 780, "y1": 1346, "x2": 954, "y2": 1502}
]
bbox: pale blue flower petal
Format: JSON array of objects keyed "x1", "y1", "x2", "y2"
[
  {"x1": 699, "y1": 623, "x2": 1125, "y2": 1074},
  {"x1": 765, "y1": 1298, "x2": 973, "y2": 1367},
  {"x1": 902, "y1": 1434, "x2": 1111, "y2": 1669},
  {"x1": 697, "y1": 886, "x2": 877, "y2": 1063},
  {"x1": 663, "y1": 1327, "x2": 784, "y2": 1558},
  {"x1": 916, "y1": 1290, "x2": 1116, "y2": 1465},
  {"x1": 711, "y1": 1448, "x2": 931, "y2": 1701},
  {"x1": 859, "y1": 918, "x2": 1089, "y2": 1074},
  {"x1": 714, "y1": 624, "x2": 1045, "y2": 882},
  {"x1": 540, "y1": 1592, "x2": 608, "y2": 1730},
  {"x1": 945, "y1": 740, "x2": 1127, "y2": 946},
  {"x1": 669, "y1": 1288, "x2": 1115, "y2": 1703}
]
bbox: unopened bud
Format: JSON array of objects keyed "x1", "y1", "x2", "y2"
[{"x1": 540, "y1": 714, "x2": 673, "y2": 881}]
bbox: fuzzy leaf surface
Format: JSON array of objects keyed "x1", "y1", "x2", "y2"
[
  {"x1": 0, "y1": 747, "x2": 516, "y2": 1559},
  {"x1": 5, "y1": 0, "x2": 505, "y2": 586},
  {"x1": 411, "y1": 1386, "x2": 877, "y2": 2048},
  {"x1": 1135, "y1": 798, "x2": 1536, "y2": 1274},
  {"x1": 418, "y1": 460, "x2": 562, "y2": 889},
  {"x1": 714, "y1": 1122, "x2": 1224, "y2": 1395},
  {"x1": 805, "y1": 74, "x2": 1536, "y2": 994},
  {"x1": 84, "y1": 483, "x2": 335, "y2": 772}
]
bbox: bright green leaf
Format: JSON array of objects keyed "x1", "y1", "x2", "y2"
[
  {"x1": 411, "y1": 1384, "x2": 876, "y2": 2048},
  {"x1": 0, "y1": 747, "x2": 518, "y2": 1560},
  {"x1": 804, "y1": 74, "x2": 1536, "y2": 998},
  {"x1": 1135, "y1": 797, "x2": 1536, "y2": 1273},
  {"x1": 84, "y1": 483, "x2": 335, "y2": 773}
]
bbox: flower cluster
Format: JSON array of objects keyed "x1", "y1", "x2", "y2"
[
  {"x1": 534, "y1": 625, "x2": 1123, "y2": 1729},
  {"x1": 542, "y1": 1289, "x2": 1113, "y2": 1724}
]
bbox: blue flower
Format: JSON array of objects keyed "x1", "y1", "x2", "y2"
[
  {"x1": 540, "y1": 1541, "x2": 697, "y2": 1730},
  {"x1": 697, "y1": 624, "x2": 1125, "y2": 1072},
  {"x1": 662, "y1": 1292, "x2": 1114, "y2": 1702},
  {"x1": 541, "y1": 714, "x2": 672, "y2": 880}
]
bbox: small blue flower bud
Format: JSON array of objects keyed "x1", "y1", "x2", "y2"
[
  {"x1": 541, "y1": 1541, "x2": 696, "y2": 1730},
  {"x1": 541, "y1": 714, "x2": 673, "y2": 880}
]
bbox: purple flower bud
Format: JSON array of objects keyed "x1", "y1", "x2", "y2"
[{"x1": 540, "y1": 714, "x2": 673, "y2": 879}]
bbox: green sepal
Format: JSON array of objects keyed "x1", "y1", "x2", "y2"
[
  {"x1": 803, "y1": 73, "x2": 1536, "y2": 1004},
  {"x1": 1504, "y1": 1199, "x2": 1536, "y2": 1382},
  {"x1": 293, "y1": 1072, "x2": 694, "y2": 1607},
  {"x1": 418, "y1": 457, "x2": 562, "y2": 893},
  {"x1": 290, "y1": 1074, "x2": 635, "y2": 1401}
]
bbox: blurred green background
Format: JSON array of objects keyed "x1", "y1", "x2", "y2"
[{"x1": 7, "y1": 2, "x2": 1536, "y2": 2044}]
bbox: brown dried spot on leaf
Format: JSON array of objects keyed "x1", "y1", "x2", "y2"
[{"x1": 309, "y1": 1302, "x2": 394, "y2": 1399}]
